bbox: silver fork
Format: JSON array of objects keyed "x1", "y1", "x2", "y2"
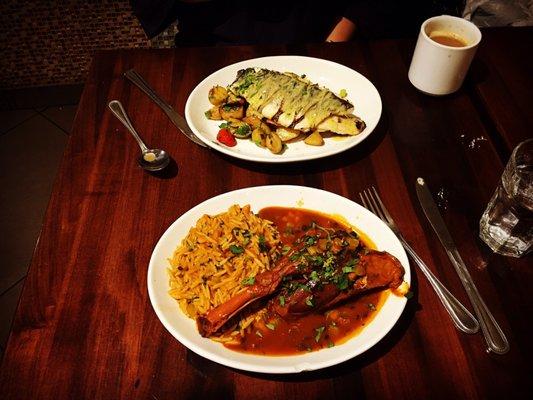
[{"x1": 360, "y1": 187, "x2": 479, "y2": 334}]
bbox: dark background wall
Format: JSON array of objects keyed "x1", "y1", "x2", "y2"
[{"x1": 0, "y1": 0, "x2": 176, "y2": 90}]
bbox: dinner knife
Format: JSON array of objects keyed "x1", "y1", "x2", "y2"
[
  {"x1": 124, "y1": 69, "x2": 207, "y2": 148},
  {"x1": 416, "y1": 177, "x2": 510, "y2": 355}
]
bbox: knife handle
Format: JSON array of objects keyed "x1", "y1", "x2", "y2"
[
  {"x1": 448, "y1": 250, "x2": 510, "y2": 354},
  {"x1": 400, "y1": 238, "x2": 480, "y2": 334},
  {"x1": 124, "y1": 69, "x2": 173, "y2": 114}
]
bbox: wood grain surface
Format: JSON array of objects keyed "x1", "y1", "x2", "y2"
[{"x1": 1, "y1": 27, "x2": 531, "y2": 399}]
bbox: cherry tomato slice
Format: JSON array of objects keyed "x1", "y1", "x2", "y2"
[{"x1": 217, "y1": 128, "x2": 237, "y2": 147}]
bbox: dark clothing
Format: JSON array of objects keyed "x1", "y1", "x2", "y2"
[
  {"x1": 345, "y1": 0, "x2": 465, "y2": 39},
  {"x1": 130, "y1": 0, "x2": 182, "y2": 39},
  {"x1": 130, "y1": 0, "x2": 464, "y2": 45},
  {"x1": 174, "y1": 1, "x2": 342, "y2": 46}
]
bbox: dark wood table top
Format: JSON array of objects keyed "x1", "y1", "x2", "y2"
[{"x1": 1, "y1": 27, "x2": 531, "y2": 399}]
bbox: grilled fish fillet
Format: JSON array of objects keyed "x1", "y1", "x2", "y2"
[{"x1": 228, "y1": 68, "x2": 366, "y2": 135}]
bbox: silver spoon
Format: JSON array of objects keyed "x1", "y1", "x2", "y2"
[{"x1": 108, "y1": 100, "x2": 170, "y2": 171}]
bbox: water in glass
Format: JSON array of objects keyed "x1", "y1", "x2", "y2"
[{"x1": 479, "y1": 139, "x2": 533, "y2": 257}]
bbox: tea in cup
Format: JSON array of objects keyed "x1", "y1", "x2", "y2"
[{"x1": 408, "y1": 15, "x2": 482, "y2": 95}]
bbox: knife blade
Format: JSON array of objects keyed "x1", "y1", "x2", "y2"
[
  {"x1": 415, "y1": 177, "x2": 510, "y2": 355},
  {"x1": 124, "y1": 69, "x2": 207, "y2": 148}
]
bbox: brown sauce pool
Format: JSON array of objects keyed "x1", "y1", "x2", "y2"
[{"x1": 224, "y1": 207, "x2": 389, "y2": 355}]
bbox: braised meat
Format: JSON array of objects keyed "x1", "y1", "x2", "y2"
[{"x1": 197, "y1": 226, "x2": 404, "y2": 337}]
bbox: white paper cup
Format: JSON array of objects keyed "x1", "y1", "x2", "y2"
[{"x1": 408, "y1": 15, "x2": 482, "y2": 95}]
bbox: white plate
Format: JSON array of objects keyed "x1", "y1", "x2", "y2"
[
  {"x1": 185, "y1": 56, "x2": 382, "y2": 163},
  {"x1": 148, "y1": 185, "x2": 410, "y2": 374}
]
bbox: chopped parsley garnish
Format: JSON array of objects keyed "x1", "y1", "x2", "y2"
[
  {"x1": 327, "y1": 341, "x2": 335, "y2": 348},
  {"x1": 281, "y1": 245, "x2": 291, "y2": 255},
  {"x1": 339, "y1": 88, "x2": 347, "y2": 98},
  {"x1": 219, "y1": 122, "x2": 230, "y2": 129},
  {"x1": 241, "y1": 276, "x2": 255, "y2": 286},
  {"x1": 309, "y1": 270, "x2": 319, "y2": 282},
  {"x1": 305, "y1": 297, "x2": 314, "y2": 307},
  {"x1": 258, "y1": 235, "x2": 269, "y2": 252},
  {"x1": 234, "y1": 123, "x2": 251, "y2": 138},
  {"x1": 335, "y1": 274, "x2": 350, "y2": 290},
  {"x1": 289, "y1": 252, "x2": 301, "y2": 261},
  {"x1": 323, "y1": 255, "x2": 335, "y2": 269},
  {"x1": 204, "y1": 110, "x2": 211, "y2": 119},
  {"x1": 231, "y1": 228, "x2": 251, "y2": 246},
  {"x1": 255, "y1": 330, "x2": 263, "y2": 338},
  {"x1": 265, "y1": 323, "x2": 276, "y2": 330},
  {"x1": 314, "y1": 326, "x2": 325, "y2": 342},
  {"x1": 237, "y1": 75, "x2": 254, "y2": 92},
  {"x1": 343, "y1": 258, "x2": 357, "y2": 269},
  {"x1": 405, "y1": 291, "x2": 414, "y2": 299},
  {"x1": 279, "y1": 296, "x2": 285, "y2": 306},
  {"x1": 229, "y1": 244, "x2": 244, "y2": 254},
  {"x1": 301, "y1": 284, "x2": 311, "y2": 292},
  {"x1": 305, "y1": 236, "x2": 317, "y2": 246},
  {"x1": 323, "y1": 264, "x2": 336, "y2": 279}
]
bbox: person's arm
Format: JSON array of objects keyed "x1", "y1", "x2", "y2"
[{"x1": 326, "y1": 17, "x2": 356, "y2": 42}]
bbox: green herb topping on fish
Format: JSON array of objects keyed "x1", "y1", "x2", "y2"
[{"x1": 228, "y1": 68, "x2": 365, "y2": 135}]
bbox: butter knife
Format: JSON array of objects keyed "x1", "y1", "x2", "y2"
[
  {"x1": 124, "y1": 69, "x2": 207, "y2": 148},
  {"x1": 416, "y1": 177, "x2": 510, "y2": 355}
]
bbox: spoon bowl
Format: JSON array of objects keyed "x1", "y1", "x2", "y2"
[
  {"x1": 108, "y1": 100, "x2": 171, "y2": 172},
  {"x1": 139, "y1": 149, "x2": 170, "y2": 171}
]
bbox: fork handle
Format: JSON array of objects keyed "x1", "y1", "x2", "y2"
[{"x1": 400, "y1": 238, "x2": 480, "y2": 334}]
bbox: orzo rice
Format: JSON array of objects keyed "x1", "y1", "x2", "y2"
[{"x1": 168, "y1": 204, "x2": 281, "y2": 339}]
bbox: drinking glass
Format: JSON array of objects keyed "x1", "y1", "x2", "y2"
[{"x1": 479, "y1": 139, "x2": 533, "y2": 257}]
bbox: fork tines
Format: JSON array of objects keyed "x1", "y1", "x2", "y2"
[
  {"x1": 360, "y1": 187, "x2": 380, "y2": 217},
  {"x1": 359, "y1": 185, "x2": 397, "y2": 228}
]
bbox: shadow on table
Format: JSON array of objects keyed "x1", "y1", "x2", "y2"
[
  {"x1": 214, "y1": 109, "x2": 390, "y2": 176},
  {"x1": 186, "y1": 265, "x2": 421, "y2": 382},
  {"x1": 146, "y1": 156, "x2": 179, "y2": 179}
]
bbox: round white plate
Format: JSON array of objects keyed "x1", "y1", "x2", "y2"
[
  {"x1": 185, "y1": 56, "x2": 382, "y2": 163},
  {"x1": 148, "y1": 185, "x2": 410, "y2": 374}
]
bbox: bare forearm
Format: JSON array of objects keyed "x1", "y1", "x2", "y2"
[{"x1": 326, "y1": 17, "x2": 356, "y2": 42}]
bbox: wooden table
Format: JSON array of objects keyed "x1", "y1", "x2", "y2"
[{"x1": 1, "y1": 27, "x2": 531, "y2": 399}]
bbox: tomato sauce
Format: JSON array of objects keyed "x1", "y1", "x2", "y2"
[{"x1": 224, "y1": 207, "x2": 389, "y2": 356}]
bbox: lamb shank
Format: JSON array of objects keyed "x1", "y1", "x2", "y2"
[{"x1": 197, "y1": 226, "x2": 404, "y2": 337}]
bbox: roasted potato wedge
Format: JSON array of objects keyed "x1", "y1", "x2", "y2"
[
  {"x1": 242, "y1": 115, "x2": 262, "y2": 130},
  {"x1": 204, "y1": 106, "x2": 222, "y2": 120},
  {"x1": 220, "y1": 103, "x2": 245, "y2": 120},
  {"x1": 252, "y1": 127, "x2": 268, "y2": 147},
  {"x1": 304, "y1": 130, "x2": 324, "y2": 146},
  {"x1": 208, "y1": 86, "x2": 228, "y2": 106},
  {"x1": 227, "y1": 119, "x2": 252, "y2": 138},
  {"x1": 265, "y1": 132, "x2": 283, "y2": 154}
]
